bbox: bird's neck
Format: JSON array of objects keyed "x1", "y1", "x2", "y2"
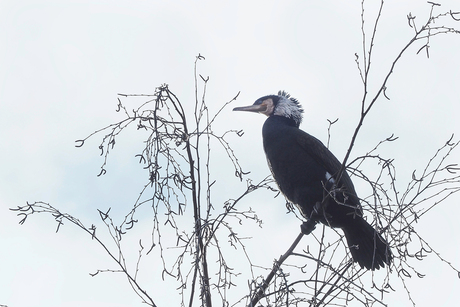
[{"x1": 267, "y1": 115, "x2": 299, "y2": 128}]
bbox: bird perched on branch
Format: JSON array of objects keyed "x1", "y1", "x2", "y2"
[{"x1": 233, "y1": 91, "x2": 392, "y2": 270}]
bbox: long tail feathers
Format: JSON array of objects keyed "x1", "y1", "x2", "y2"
[{"x1": 343, "y1": 217, "x2": 392, "y2": 270}]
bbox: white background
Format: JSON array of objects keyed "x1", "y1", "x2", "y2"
[{"x1": 1, "y1": 1, "x2": 460, "y2": 306}]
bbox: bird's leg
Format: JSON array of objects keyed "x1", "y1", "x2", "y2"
[
  {"x1": 300, "y1": 200, "x2": 332, "y2": 235},
  {"x1": 313, "y1": 198, "x2": 334, "y2": 227},
  {"x1": 313, "y1": 200, "x2": 324, "y2": 215}
]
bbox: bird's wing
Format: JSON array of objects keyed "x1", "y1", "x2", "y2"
[{"x1": 295, "y1": 130, "x2": 360, "y2": 204}]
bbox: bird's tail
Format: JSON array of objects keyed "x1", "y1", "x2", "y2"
[{"x1": 342, "y1": 217, "x2": 392, "y2": 270}]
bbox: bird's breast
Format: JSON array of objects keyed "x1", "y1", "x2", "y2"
[{"x1": 262, "y1": 121, "x2": 326, "y2": 208}]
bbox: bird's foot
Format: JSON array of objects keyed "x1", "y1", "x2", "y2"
[{"x1": 301, "y1": 220, "x2": 317, "y2": 235}]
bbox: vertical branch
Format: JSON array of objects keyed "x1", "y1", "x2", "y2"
[
  {"x1": 161, "y1": 84, "x2": 206, "y2": 306},
  {"x1": 187, "y1": 54, "x2": 212, "y2": 307}
]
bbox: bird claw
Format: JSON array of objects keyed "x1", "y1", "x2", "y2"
[{"x1": 301, "y1": 220, "x2": 317, "y2": 235}]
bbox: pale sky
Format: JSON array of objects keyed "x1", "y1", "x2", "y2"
[{"x1": 1, "y1": 1, "x2": 460, "y2": 306}]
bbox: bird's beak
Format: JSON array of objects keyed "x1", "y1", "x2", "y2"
[{"x1": 233, "y1": 104, "x2": 267, "y2": 113}]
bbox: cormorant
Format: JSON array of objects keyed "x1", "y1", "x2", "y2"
[{"x1": 233, "y1": 91, "x2": 392, "y2": 270}]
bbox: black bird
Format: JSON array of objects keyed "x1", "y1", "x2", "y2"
[{"x1": 233, "y1": 91, "x2": 392, "y2": 270}]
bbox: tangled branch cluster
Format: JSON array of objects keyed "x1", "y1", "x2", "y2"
[{"x1": 12, "y1": 55, "x2": 278, "y2": 307}]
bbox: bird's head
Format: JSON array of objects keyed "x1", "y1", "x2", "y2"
[{"x1": 233, "y1": 90, "x2": 304, "y2": 127}]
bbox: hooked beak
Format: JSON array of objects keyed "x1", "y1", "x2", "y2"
[{"x1": 233, "y1": 104, "x2": 267, "y2": 113}]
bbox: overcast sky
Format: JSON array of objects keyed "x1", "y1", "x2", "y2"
[{"x1": 1, "y1": 1, "x2": 460, "y2": 306}]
